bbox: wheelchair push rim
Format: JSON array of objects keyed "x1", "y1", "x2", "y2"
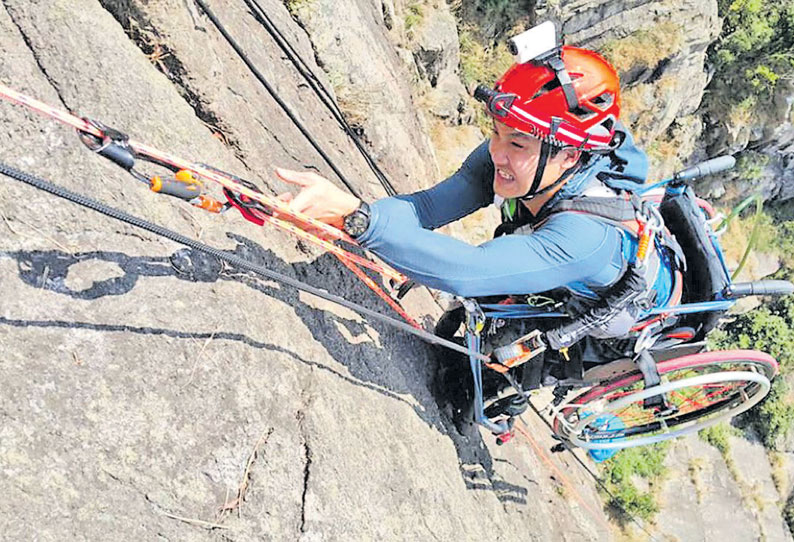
[{"x1": 552, "y1": 350, "x2": 778, "y2": 451}]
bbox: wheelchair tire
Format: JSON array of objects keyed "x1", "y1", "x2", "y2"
[{"x1": 552, "y1": 350, "x2": 778, "y2": 450}]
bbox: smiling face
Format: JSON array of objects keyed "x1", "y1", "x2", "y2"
[{"x1": 488, "y1": 121, "x2": 581, "y2": 200}]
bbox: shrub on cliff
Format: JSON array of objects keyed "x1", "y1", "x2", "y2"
[
  {"x1": 709, "y1": 295, "x2": 794, "y2": 448},
  {"x1": 599, "y1": 442, "x2": 669, "y2": 523},
  {"x1": 707, "y1": 1, "x2": 794, "y2": 125}
]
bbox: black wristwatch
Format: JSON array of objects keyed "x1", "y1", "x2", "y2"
[{"x1": 343, "y1": 201, "x2": 371, "y2": 238}]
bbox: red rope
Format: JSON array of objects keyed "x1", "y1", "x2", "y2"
[
  {"x1": 514, "y1": 420, "x2": 614, "y2": 534},
  {"x1": 0, "y1": 83, "x2": 416, "y2": 322}
]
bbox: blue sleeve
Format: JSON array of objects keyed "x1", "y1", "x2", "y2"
[
  {"x1": 358, "y1": 206, "x2": 624, "y2": 297},
  {"x1": 392, "y1": 141, "x2": 493, "y2": 229}
]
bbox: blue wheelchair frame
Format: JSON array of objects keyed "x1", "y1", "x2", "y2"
[{"x1": 462, "y1": 180, "x2": 740, "y2": 438}]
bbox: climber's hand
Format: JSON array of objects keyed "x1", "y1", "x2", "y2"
[{"x1": 273, "y1": 167, "x2": 361, "y2": 231}]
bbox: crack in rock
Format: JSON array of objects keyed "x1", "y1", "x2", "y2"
[
  {"x1": 2, "y1": 3, "x2": 69, "y2": 108},
  {"x1": 254, "y1": 117, "x2": 304, "y2": 164},
  {"x1": 296, "y1": 410, "x2": 312, "y2": 535},
  {"x1": 96, "y1": 0, "x2": 250, "y2": 167}
]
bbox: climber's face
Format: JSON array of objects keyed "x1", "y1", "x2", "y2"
[
  {"x1": 488, "y1": 120, "x2": 580, "y2": 199},
  {"x1": 488, "y1": 121, "x2": 543, "y2": 199}
]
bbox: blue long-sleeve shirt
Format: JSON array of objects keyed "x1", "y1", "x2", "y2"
[{"x1": 357, "y1": 128, "x2": 672, "y2": 302}]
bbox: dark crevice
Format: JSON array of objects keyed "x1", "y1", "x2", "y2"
[
  {"x1": 297, "y1": 410, "x2": 312, "y2": 534},
  {"x1": 300, "y1": 442, "x2": 311, "y2": 532},
  {"x1": 621, "y1": 55, "x2": 674, "y2": 88},
  {"x1": 96, "y1": 0, "x2": 251, "y2": 167},
  {"x1": 282, "y1": 4, "x2": 325, "y2": 71},
  {"x1": 255, "y1": 117, "x2": 304, "y2": 164},
  {"x1": 646, "y1": 56, "x2": 673, "y2": 85},
  {"x1": 3, "y1": 3, "x2": 70, "y2": 109}
]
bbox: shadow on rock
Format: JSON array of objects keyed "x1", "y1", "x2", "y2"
[{"x1": 0, "y1": 233, "x2": 528, "y2": 504}]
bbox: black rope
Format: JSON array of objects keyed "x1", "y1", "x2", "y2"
[
  {"x1": 520, "y1": 405, "x2": 664, "y2": 542},
  {"x1": 0, "y1": 161, "x2": 489, "y2": 361},
  {"x1": 242, "y1": 0, "x2": 397, "y2": 197},
  {"x1": 192, "y1": 0, "x2": 361, "y2": 199}
]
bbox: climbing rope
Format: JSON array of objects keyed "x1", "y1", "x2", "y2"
[
  {"x1": 193, "y1": 0, "x2": 367, "y2": 199},
  {"x1": 240, "y1": 0, "x2": 397, "y2": 196},
  {"x1": 0, "y1": 82, "x2": 419, "y2": 317},
  {"x1": 0, "y1": 160, "x2": 488, "y2": 361}
]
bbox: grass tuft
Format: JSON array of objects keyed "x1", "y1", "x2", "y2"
[
  {"x1": 601, "y1": 22, "x2": 685, "y2": 75},
  {"x1": 599, "y1": 442, "x2": 670, "y2": 523}
]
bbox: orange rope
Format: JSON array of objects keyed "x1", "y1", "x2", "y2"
[
  {"x1": 0, "y1": 83, "x2": 416, "y2": 322},
  {"x1": 514, "y1": 419, "x2": 613, "y2": 534},
  {"x1": 259, "y1": 214, "x2": 406, "y2": 282},
  {"x1": 335, "y1": 254, "x2": 421, "y2": 329}
]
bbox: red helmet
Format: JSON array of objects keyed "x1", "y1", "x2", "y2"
[{"x1": 481, "y1": 46, "x2": 620, "y2": 152}]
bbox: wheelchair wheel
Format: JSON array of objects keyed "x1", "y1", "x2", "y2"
[{"x1": 552, "y1": 350, "x2": 778, "y2": 451}]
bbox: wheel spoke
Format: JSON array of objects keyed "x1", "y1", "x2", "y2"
[
  {"x1": 555, "y1": 352, "x2": 777, "y2": 451},
  {"x1": 670, "y1": 389, "x2": 706, "y2": 410},
  {"x1": 702, "y1": 382, "x2": 742, "y2": 402}
]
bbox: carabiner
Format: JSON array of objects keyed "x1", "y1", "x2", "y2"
[{"x1": 461, "y1": 298, "x2": 485, "y2": 335}]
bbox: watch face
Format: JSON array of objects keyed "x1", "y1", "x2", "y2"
[
  {"x1": 344, "y1": 202, "x2": 371, "y2": 237},
  {"x1": 346, "y1": 213, "x2": 368, "y2": 236}
]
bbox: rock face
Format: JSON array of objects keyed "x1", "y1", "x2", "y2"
[
  {"x1": 0, "y1": 0, "x2": 613, "y2": 540},
  {"x1": 543, "y1": 0, "x2": 793, "y2": 203},
  {"x1": 1, "y1": 0, "x2": 791, "y2": 539},
  {"x1": 698, "y1": 83, "x2": 794, "y2": 204},
  {"x1": 285, "y1": 0, "x2": 444, "y2": 192},
  {"x1": 657, "y1": 435, "x2": 793, "y2": 542},
  {"x1": 550, "y1": 0, "x2": 720, "y2": 135},
  {"x1": 540, "y1": 0, "x2": 721, "y2": 179}
]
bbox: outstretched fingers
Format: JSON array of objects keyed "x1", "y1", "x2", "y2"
[{"x1": 275, "y1": 167, "x2": 321, "y2": 187}]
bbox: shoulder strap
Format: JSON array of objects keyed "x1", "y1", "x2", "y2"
[{"x1": 547, "y1": 195, "x2": 638, "y2": 223}]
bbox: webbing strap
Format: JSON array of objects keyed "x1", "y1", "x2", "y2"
[
  {"x1": 545, "y1": 55, "x2": 578, "y2": 112},
  {"x1": 0, "y1": 161, "x2": 490, "y2": 362},
  {"x1": 520, "y1": 140, "x2": 551, "y2": 200}
]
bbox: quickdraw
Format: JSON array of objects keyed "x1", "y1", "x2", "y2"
[{"x1": 0, "y1": 83, "x2": 419, "y2": 328}]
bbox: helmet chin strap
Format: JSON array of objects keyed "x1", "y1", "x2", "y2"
[
  {"x1": 519, "y1": 140, "x2": 551, "y2": 200},
  {"x1": 518, "y1": 141, "x2": 577, "y2": 201}
]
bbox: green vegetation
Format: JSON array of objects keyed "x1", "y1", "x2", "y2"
[
  {"x1": 404, "y1": 1, "x2": 425, "y2": 36},
  {"x1": 735, "y1": 150, "x2": 771, "y2": 181},
  {"x1": 454, "y1": 0, "x2": 532, "y2": 42},
  {"x1": 283, "y1": 0, "x2": 313, "y2": 16},
  {"x1": 457, "y1": 27, "x2": 514, "y2": 132},
  {"x1": 599, "y1": 442, "x2": 670, "y2": 523},
  {"x1": 601, "y1": 22, "x2": 684, "y2": 75},
  {"x1": 718, "y1": 204, "x2": 794, "y2": 275},
  {"x1": 698, "y1": 423, "x2": 743, "y2": 486},
  {"x1": 710, "y1": 295, "x2": 794, "y2": 448},
  {"x1": 707, "y1": 1, "x2": 794, "y2": 127},
  {"x1": 457, "y1": 28, "x2": 513, "y2": 89},
  {"x1": 699, "y1": 423, "x2": 740, "y2": 456},
  {"x1": 768, "y1": 451, "x2": 787, "y2": 496},
  {"x1": 699, "y1": 422, "x2": 770, "y2": 533}
]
